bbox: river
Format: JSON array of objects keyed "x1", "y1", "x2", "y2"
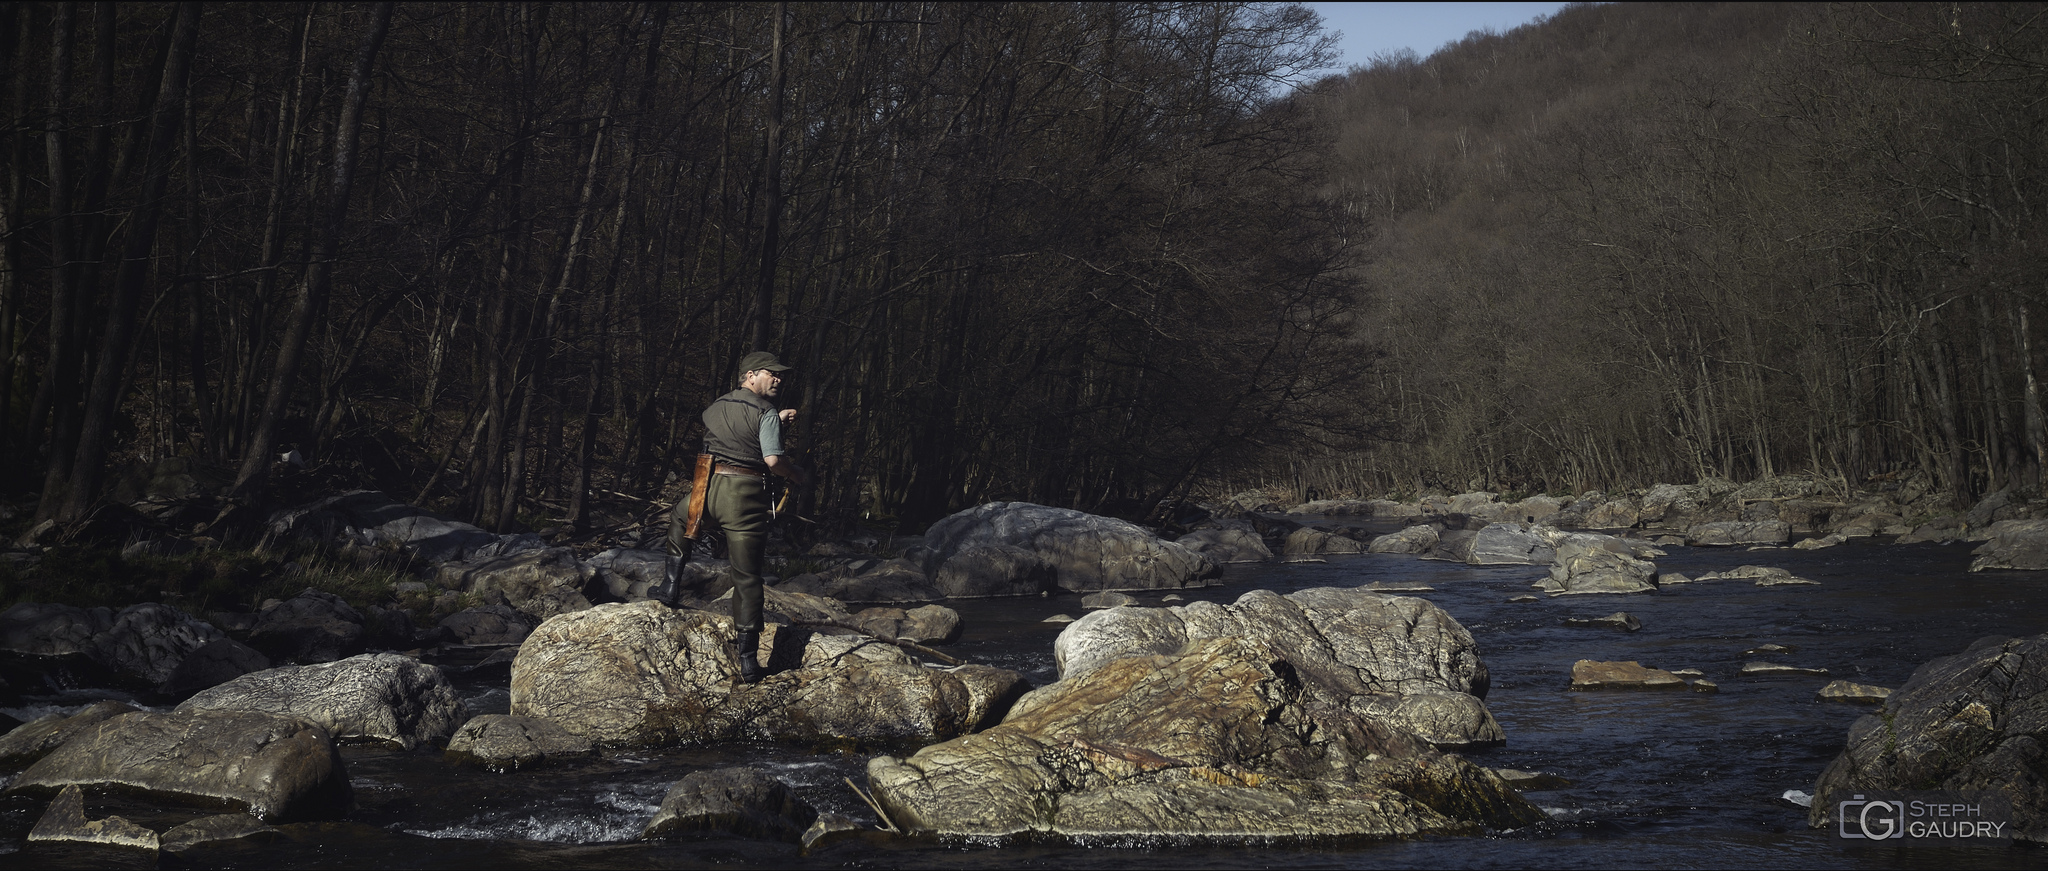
[{"x1": 3, "y1": 524, "x2": 2044, "y2": 869}]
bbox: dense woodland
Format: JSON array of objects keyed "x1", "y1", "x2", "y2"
[{"x1": 1, "y1": 2, "x2": 2043, "y2": 540}]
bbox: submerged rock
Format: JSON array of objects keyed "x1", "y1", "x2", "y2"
[
  {"x1": 27, "y1": 784, "x2": 158, "y2": 851},
  {"x1": 1740, "y1": 662, "x2": 1829, "y2": 676},
  {"x1": 1562, "y1": 612, "x2": 1642, "y2": 632},
  {"x1": 1815, "y1": 680, "x2": 1891, "y2": 704},
  {"x1": 9, "y1": 709, "x2": 351, "y2": 822},
  {"x1": 921, "y1": 502, "x2": 1218, "y2": 593},
  {"x1": 160, "y1": 813, "x2": 281, "y2": 852},
  {"x1": 1810, "y1": 632, "x2": 2048, "y2": 841},
  {"x1": 176, "y1": 653, "x2": 468, "y2": 750},
  {"x1": 866, "y1": 635, "x2": 1543, "y2": 842},
  {"x1": 1052, "y1": 587, "x2": 1499, "y2": 747},
  {"x1": 1569, "y1": 660, "x2": 1685, "y2": 690},
  {"x1": 641, "y1": 767, "x2": 817, "y2": 842}
]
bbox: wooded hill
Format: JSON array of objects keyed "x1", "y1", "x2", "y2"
[
  {"x1": 0, "y1": 2, "x2": 1373, "y2": 534},
  {"x1": 3, "y1": 2, "x2": 2042, "y2": 540},
  {"x1": 1312, "y1": 1, "x2": 2048, "y2": 508}
]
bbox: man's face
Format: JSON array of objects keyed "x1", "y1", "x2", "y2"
[{"x1": 744, "y1": 368, "x2": 783, "y2": 397}]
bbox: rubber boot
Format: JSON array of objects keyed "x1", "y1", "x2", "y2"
[
  {"x1": 651, "y1": 555, "x2": 683, "y2": 607},
  {"x1": 734, "y1": 630, "x2": 764, "y2": 684}
]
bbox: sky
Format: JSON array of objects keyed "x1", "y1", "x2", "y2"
[{"x1": 1305, "y1": 2, "x2": 1573, "y2": 72}]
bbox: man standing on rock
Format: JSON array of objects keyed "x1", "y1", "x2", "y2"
[{"x1": 660, "y1": 351, "x2": 807, "y2": 683}]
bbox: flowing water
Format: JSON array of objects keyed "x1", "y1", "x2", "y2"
[{"x1": 3, "y1": 526, "x2": 2045, "y2": 869}]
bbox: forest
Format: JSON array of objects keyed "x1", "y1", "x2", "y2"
[{"x1": 1, "y1": 1, "x2": 2044, "y2": 542}]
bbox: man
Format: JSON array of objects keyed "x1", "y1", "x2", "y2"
[{"x1": 662, "y1": 351, "x2": 806, "y2": 683}]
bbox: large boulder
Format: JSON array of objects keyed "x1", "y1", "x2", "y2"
[
  {"x1": 1467, "y1": 523, "x2": 1556, "y2": 566},
  {"x1": 1282, "y1": 527, "x2": 1366, "y2": 558},
  {"x1": 8, "y1": 709, "x2": 351, "y2": 822},
  {"x1": 1969, "y1": 519, "x2": 2048, "y2": 571},
  {"x1": 1368, "y1": 525, "x2": 1439, "y2": 555},
  {"x1": 1535, "y1": 538, "x2": 1657, "y2": 596},
  {"x1": 922, "y1": 502, "x2": 1218, "y2": 594},
  {"x1": 643, "y1": 767, "x2": 818, "y2": 842},
  {"x1": 1175, "y1": 527, "x2": 1273, "y2": 563},
  {"x1": 438, "y1": 547, "x2": 601, "y2": 620},
  {"x1": 1051, "y1": 588, "x2": 1498, "y2": 747},
  {"x1": 925, "y1": 544, "x2": 1056, "y2": 598},
  {"x1": 1809, "y1": 633, "x2": 2048, "y2": 841},
  {"x1": 246, "y1": 590, "x2": 365, "y2": 664},
  {"x1": 176, "y1": 653, "x2": 468, "y2": 750},
  {"x1": 781, "y1": 557, "x2": 947, "y2": 604},
  {"x1": 0, "y1": 700, "x2": 140, "y2": 771},
  {"x1": 508, "y1": 601, "x2": 1025, "y2": 750},
  {"x1": 866, "y1": 635, "x2": 1543, "y2": 842},
  {"x1": 1684, "y1": 520, "x2": 1791, "y2": 547},
  {"x1": 0, "y1": 602, "x2": 268, "y2": 698}
]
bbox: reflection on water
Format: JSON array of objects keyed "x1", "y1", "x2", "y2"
[{"x1": 3, "y1": 528, "x2": 2045, "y2": 868}]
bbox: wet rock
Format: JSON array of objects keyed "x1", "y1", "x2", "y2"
[
  {"x1": 509, "y1": 601, "x2": 1024, "y2": 749},
  {"x1": 1506, "y1": 595, "x2": 1539, "y2": 603},
  {"x1": 1658, "y1": 572, "x2": 1693, "y2": 584},
  {"x1": 1052, "y1": 588, "x2": 1499, "y2": 747},
  {"x1": 1896, "y1": 516, "x2": 1962, "y2": 545},
  {"x1": 438, "y1": 547, "x2": 599, "y2": 620},
  {"x1": 1492, "y1": 768, "x2": 1572, "y2": 791},
  {"x1": 800, "y1": 812, "x2": 870, "y2": 851},
  {"x1": 1690, "y1": 679, "x2": 1718, "y2": 693},
  {"x1": 246, "y1": 590, "x2": 365, "y2": 664},
  {"x1": 1744, "y1": 643, "x2": 1796, "y2": 654},
  {"x1": 0, "y1": 700, "x2": 140, "y2": 771},
  {"x1": 1693, "y1": 565, "x2": 1815, "y2": 586},
  {"x1": 0, "y1": 602, "x2": 268, "y2": 698},
  {"x1": 1080, "y1": 591, "x2": 1136, "y2": 610},
  {"x1": 1562, "y1": 612, "x2": 1641, "y2": 631},
  {"x1": 1569, "y1": 660, "x2": 1685, "y2": 690},
  {"x1": 1968, "y1": 519, "x2": 2048, "y2": 571},
  {"x1": 850, "y1": 604, "x2": 961, "y2": 644},
  {"x1": 1422, "y1": 529, "x2": 1477, "y2": 562},
  {"x1": 643, "y1": 767, "x2": 817, "y2": 842},
  {"x1": 1365, "y1": 581, "x2": 1433, "y2": 592},
  {"x1": 1467, "y1": 523, "x2": 1555, "y2": 566},
  {"x1": 160, "y1": 813, "x2": 280, "y2": 852},
  {"x1": 1810, "y1": 633, "x2": 2048, "y2": 841},
  {"x1": 1286, "y1": 499, "x2": 1381, "y2": 516},
  {"x1": 444, "y1": 714, "x2": 594, "y2": 770},
  {"x1": 1043, "y1": 614, "x2": 1075, "y2": 623},
  {"x1": 1684, "y1": 520, "x2": 1791, "y2": 547},
  {"x1": 1550, "y1": 492, "x2": 1640, "y2": 529},
  {"x1": 1368, "y1": 525, "x2": 1439, "y2": 555},
  {"x1": 583, "y1": 547, "x2": 673, "y2": 601},
  {"x1": 1281, "y1": 527, "x2": 1366, "y2": 557},
  {"x1": 927, "y1": 545, "x2": 1056, "y2": 598},
  {"x1": 1793, "y1": 533, "x2": 1847, "y2": 550},
  {"x1": 1536, "y1": 538, "x2": 1656, "y2": 596},
  {"x1": 1815, "y1": 680, "x2": 1891, "y2": 704},
  {"x1": 436, "y1": 605, "x2": 534, "y2": 646},
  {"x1": 922, "y1": 502, "x2": 1219, "y2": 594},
  {"x1": 27, "y1": 784, "x2": 158, "y2": 851},
  {"x1": 866, "y1": 635, "x2": 1544, "y2": 841},
  {"x1": 1739, "y1": 662, "x2": 1828, "y2": 676},
  {"x1": 9, "y1": 709, "x2": 350, "y2": 822},
  {"x1": 1175, "y1": 527, "x2": 1273, "y2": 563},
  {"x1": 177, "y1": 653, "x2": 468, "y2": 750}
]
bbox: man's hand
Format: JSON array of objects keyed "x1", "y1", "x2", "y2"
[
  {"x1": 765, "y1": 453, "x2": 807, "y2": 486},
  {"x1": 778, "y1": 408, "x2": 798, "y2": 424}
]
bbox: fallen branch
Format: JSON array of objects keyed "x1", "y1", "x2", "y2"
[{"x1": 844, "y1": 776, "x2": 900, "y2": 833}]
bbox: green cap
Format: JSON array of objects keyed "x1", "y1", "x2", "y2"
[{"x1": 737, "y1": 351, "x2": 793, "y2": 373}]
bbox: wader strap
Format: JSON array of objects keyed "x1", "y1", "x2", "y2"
[{"x1": 682, "y1": 453, "x2": 713, "y2": 540}]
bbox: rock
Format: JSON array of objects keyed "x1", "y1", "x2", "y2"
[
  {"x1": 438, "y1": 547, "x2": 600, "y2": 620},
  {"x1": 1562, "y1": 612, "x2": 1641, "y2": 631},
  {"x1": 1492, "y1": 768, "x2": 1572, "y2": 791},
  {"x1": 1043, "y1": 614, "x2": 1075, "y2": 623},
  {"x1": 1693, "y1": 565, "x2": 1815, "y2": 586},
  {"x1": 1896, "y1": 516, "x2": 1962, "y2": 545},
  {"x1": 1368, "y1": 525, "x2": 1439, "y2": 554},
  {"x1": 360, "y1": 605, "x2": 420, "y2": 649},
  {"x1": 176, "y1": 653, "x2": 468, "y2": 750},
  {"x1": 0, "y1": 602, "x2": 268, "y2": 698},
  {"x1": 1051, "y1": 588, "x2": 1499, "y2": 747},
  {"x1": 1744, "y1": 643, "x2": 1797, "y2": 654},
  {"x1": 801, "y1": 812, "x2": 869, "y2": 851},
  {"x1": 1506, "y1": 595, "x2": 1538, "y2": 602},
  {"x1": 1969, "y1": 519, "x2": 2048, "y2": 571},
  {"x1": 583, "y1": 547, "x2": 673, "y2": 601},
  {"x1": 865, "y1": 635, "x2": 1544, "y2": 841},
  {"x1": 160, "y1": 813, "x2": 280, "y2": 852},
  {"x1": 1810, "y1": 633, "x2": 2048, "y2": 841},
  {"x1": 1569, "y1": 660, "x2": 1685, "y2": 690},
  {"x1": 1815, "y1": 680, "x2": 1891, "y2": 704},
  {"x1": 1365, "y1": 581, "x2": 1434, "y2": 592},
  {"x1": 1793, "y1": 533, "x2": 1846, "y2": 550},
  {"x1": 1685, "y1": 520, "x2": 1791, "y2": 546},
  {"x1": 1659, "y1": 572, "x2": 1693, "y2": 584},
  {"x1": 444, "y1": 714, "x2": 594, "y2": 770},
  {"x1": 1281, "y1": 527, "x2": 1366, "y2": 557},
  {"x1": 1510, "y1": 495, "x2": 1564, "y2": 524},
  {"x1": 27, "y1": 784, "x2": 159, "y2": 851},
  {"x1": 922, "y1": 502, "x2": 1219, "y2": 593},
  {"x1": 436, "y1": 605, "x2": 534, "y2": 646},
  {"x1": 1535, "y1": 538, "x2": 1656, "y2": 596},
  {"x1": 818, "y1": 558, "x2": 947, "y2": 604},
  {"x1": 1466, "y1": 523, "x2": 1555, "y2": 565},
  {"x1": 927, "y1": 545, "x2": 1056, "y2": 598},
  {"x1": 1422, "y1": 529, "x2": 1477, "y2": 562},
  {"x1": 0, "y1": 700, "x2": 140, "y2": 771},
  {"x1": 642, "y1": 767, "x2": 818, "y2": 842},
  {"x1": 245, "y1": 590, "x2": 365, "y2": 664},
  {"x1": 509, "y1": 601, "x2": 1023, "y2": 749},
  {"x1": 851, "y1": 604, "x2": 962, "y2": 644},
  {"x1": 1174, "y1": 527, "x2": 1273, "y2": 563},
  {"x1": 1550, "y1": 493, "x2": 1640, "y2": 529},
  {"x1": 1739, "y1": 662, "x2": 1828, "y2": 676},
  {"x1": 1081, "y1": 591, "x2": 1136, "y2": 610},
  {"x1": 9, "y1": 709, "x2": 350, "y2": 822},
  {"x1": 1690, "y1": 679, "x2": 1718, "y2": 693}
]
